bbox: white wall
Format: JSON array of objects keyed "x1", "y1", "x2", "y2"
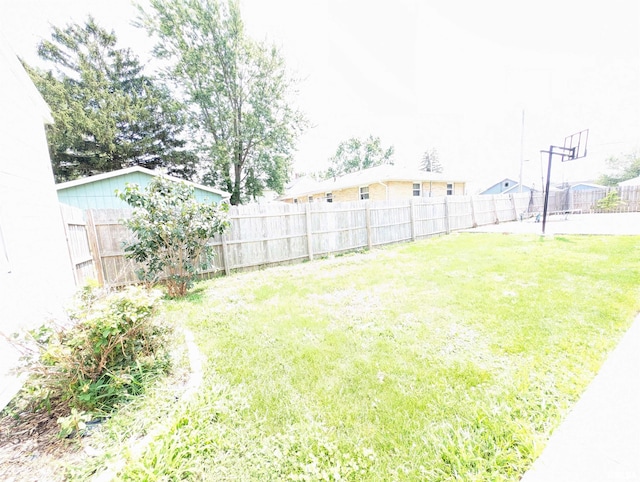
[{"x1": 0, "y1": 39, "x2": 75, "y2": 339}]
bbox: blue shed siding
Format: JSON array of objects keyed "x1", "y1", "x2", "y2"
[{"x1": 57, "y1": 172, "x2": 224, "y2": 210}]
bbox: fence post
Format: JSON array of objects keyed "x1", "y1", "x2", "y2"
[
  {"x1": 220, "y1": 234, "x2": 230, "y2": 276},
  {"x1": 510, "y1": 194, "x2": 518, "y2": 221},
  {"x1": 409, "y1": 198, "x2": 416, "y2": 242},
  {"x1": 444, "y1": 196, "x2": 451, "y2": 234},
  {"x1": 59, "y1": 205, "x2": 79, "y2": 286},
  {"x1": 492, "y1": 195, "x2": 499, "y2": 223},
  {"x1": 365, "y1": 202, "x2": 372, "y2": 250},
  {"x1": 469, "y1": 196, "x2": 477, "y2": 228},
  {"x1": 305, "y1": 203, "x2": 314, "y2": 261},
  {"x1": 84, "y1": 209, "x2": 105, "y2": 286}
]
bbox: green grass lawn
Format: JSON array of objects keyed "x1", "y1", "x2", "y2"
[{"x1": 96, "y1": 233, "x2": 639, "y2": 481}]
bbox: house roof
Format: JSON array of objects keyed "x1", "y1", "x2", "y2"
[
  {"x1": 502, "y1": 183, "x2": 533, "y2": 194},
  {"x1": 55, "y1": 166, "x2": 231, "y2": 199},
  {"x1": 282, "y1": 164, "x2": 463, "y2": 199},
  {"x1": 619, "y1": 176, "x2": 640, "y2": 187},
  {"x1": 479, "y1": 178, "x2": 525, "y2": 195},
  {"x1": 568, "y1": 182, "x2": 608, "y2": 190}
]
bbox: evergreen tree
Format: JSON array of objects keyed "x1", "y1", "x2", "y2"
[
  {"x1": 421, "y1": 148, "x2": 443, "y2": 173},
  {"x1": 27, "y1": 17, "x2": 196, "y2": 182}
]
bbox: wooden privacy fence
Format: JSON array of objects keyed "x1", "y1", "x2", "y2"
[
  {"x1": 60, "y1": 193, "x2": 530, "y2": 288},
  {"x1": 58, "y1": 186, "x2": 640, "y2": 288},
  {"x1": 527, "y1": 186, "x2": 640, "y2": 214},
  {"x1": 59, "y1": 203, "x2": 97, "y2": 286}
]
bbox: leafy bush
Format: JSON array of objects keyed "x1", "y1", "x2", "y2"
[
  {"x1": 8, "y1": 286, "x2": 171, "y2": 433},
  {"x1": 595, "y1": 190, "x2": 625, "y2": 211},
  {"x1": 118, "y1": 177, "x2": 229, "y2": 297}
]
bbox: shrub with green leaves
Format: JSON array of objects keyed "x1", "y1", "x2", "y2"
[
  {"x1": 118, "y1": 177, "x2": 229, "y2": 297},
  {"x1": 9, "y1": 286, "x2": 171, "y2": 430},
  {"x1": 595, "y1": 190, "x2": 625, "y2": 211}
]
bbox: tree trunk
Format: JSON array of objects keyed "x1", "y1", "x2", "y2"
[{"x1": 231, "y1": 160, "x2": 242, "y2": 205}]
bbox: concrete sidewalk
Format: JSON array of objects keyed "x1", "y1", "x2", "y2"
[
  {"x1": 465, "y1": 212, "x2": 640, "y2": 236},
  {"x1": 520, "y1": 314, "x2": 640, "y2": 482}
]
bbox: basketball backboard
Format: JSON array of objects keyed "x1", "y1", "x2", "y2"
[{"x1": 562, "y1": 129, "x2": 589, "y2": 161}]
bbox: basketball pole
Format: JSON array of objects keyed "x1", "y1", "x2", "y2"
[
  {"x1": 541, "y1": 147, "x2": 554, "y2": 234},
  {"x1": 540, "y1": 144, "x2": 580, "y2": 234}
]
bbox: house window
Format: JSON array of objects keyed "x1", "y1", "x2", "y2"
[
  {"x1": 359, "y1": 186, "x2": 369, "y2": 200},
  {"x1": 447, "y1": 183, "x2": 454, "y2": 195},
  {"x1": 293, "y1": 198, "x2": 298, "y2": 204},
  {"x1": 325, "y1": 192, "x2": 333, "y2": 203},
  {"x1": 308, "y1": 196, "x2": 314, "y2": 203},
  {"x1": 412, "y1": 182, "x2": 421, "y2": 197}
]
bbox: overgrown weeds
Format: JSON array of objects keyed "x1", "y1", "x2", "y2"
[{"x1": 3, "y1": 284, "x2": 172, "y2": 437}]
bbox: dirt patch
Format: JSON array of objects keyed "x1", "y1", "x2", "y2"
[{"x1": 0, "y1": 407, "x2": 88, "y2": 482}]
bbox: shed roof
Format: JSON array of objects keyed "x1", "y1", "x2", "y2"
[{"x1": 55, "y1": 166, "x2": 230, "y2": 199}]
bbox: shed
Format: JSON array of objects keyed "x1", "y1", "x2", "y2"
[{"x1": 56, "y1": 166, "x2": 230, "y2": 209}]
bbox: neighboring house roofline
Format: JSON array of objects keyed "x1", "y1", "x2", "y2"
[
  {"x1": 555, "y1": 181, "x2": 608, "y2": 189},
  {"x1": 55, "y1": 166, "x2": 231, "y2": 200},
  {"x1": 479, "y1": 178, "x2": 519, "y2": 194},
  {"x1": 569, "y1": 183, "x2": 608, "y2": 189},
  {"x1": 281, "y1": 164, "x2": 464, "y2": 199},
  {"x1": 619, "y1": 176, "x2": 640, "y2": 187},
  {"x1": 501, "y1": 184, "x2": 533, "y2": 194}
]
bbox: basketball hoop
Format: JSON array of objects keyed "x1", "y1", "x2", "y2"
[
  {"x1": 540, "y1": 129, "x2": 589, "y2": 234},
  {"x1": 563, "y1": 130, "x2": 589, "y2": 161}
]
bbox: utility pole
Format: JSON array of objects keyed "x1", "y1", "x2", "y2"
[{"x1": 519, "y1": 109, "x2": 525, "y2": 193}]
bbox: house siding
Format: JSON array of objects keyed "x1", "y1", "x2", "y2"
[
  {"x1": 388, "y1": 181, "x2": 414, "y2": 200},
  {"x1": 283, "y1": 180, "x2": 466, "y2": 203},
  {"x1": 422, "y1": 181, "x2": 453, "y2": 197},
  {"x1": 333, "y1": 187, "x2": 360, "y2": 202},
  {"x1": 57, "y1": 172, "x2": 224, "y2": 210},
  {"x1": 0, "y1": 42, "x2": 75, "y2": 336}
]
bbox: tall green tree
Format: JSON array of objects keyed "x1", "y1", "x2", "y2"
[
  {"x1": 27, "y1": 17, "x2": 196, "y2": 182},
  {"x1": 598, "y1": 151, "x2": 640, "y2": 186},
  {"x1": 138, "y1": 0, "x2": 306, "y2": 204},
  {"x1": 420, "y1": 148, "x2": 443, "y2": 173},
  {"x1": 324, "y1": 135, "x2": 394, "y2": 179}
]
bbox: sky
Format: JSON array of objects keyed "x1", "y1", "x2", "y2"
[{"x1": 1, "y1": 0, "x2": 638, "y2": 192}]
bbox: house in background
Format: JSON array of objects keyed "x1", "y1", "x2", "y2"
[
  {"x1": 618, "y1": 176, "x2": 640, "y2": 187},
  {"x1": 0, "y1": 37, "x2": 76, "y2": 408},
  {"x1": 557, "y1": 181, "x2": 608, "y2": 191},
  {"x1": 279, "y1": 164, "x2": 465, "y2": 203},
  {"x1": 480, "y1": 178, "x2": 533, "y2": 195},
  {"x1": 56, "y1": 166, "x2": 230, "y2": 210}
]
